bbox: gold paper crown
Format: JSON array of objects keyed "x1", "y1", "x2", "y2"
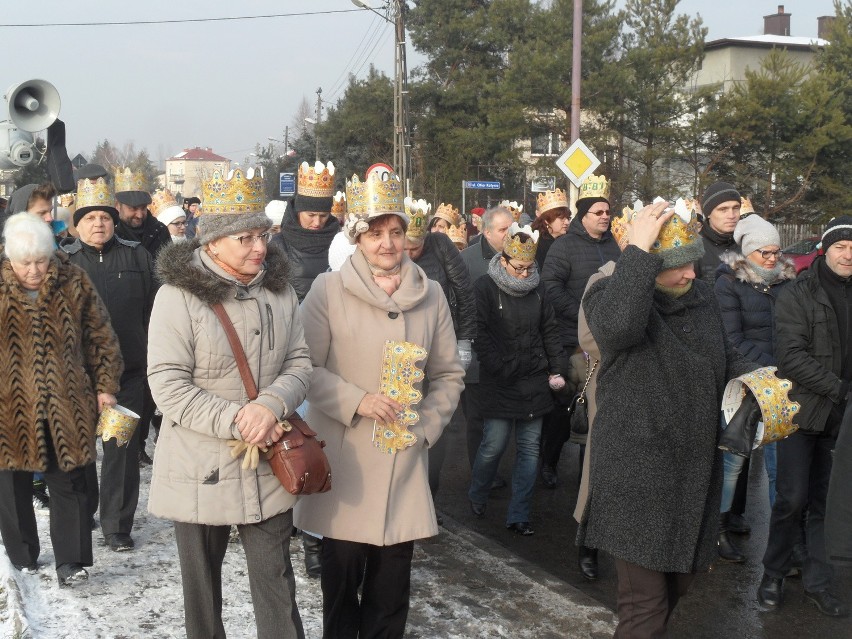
[
  {"x1": 58, "y1": 193, "x2": 76, "y2": 212},
  {"x1": 578, "y1": 174, "x2": 610, "y2": 201},
  {"x1": 536, "y1": 188, "x2": 568, "y2": 215},
  {"x1": 202, "y1": 168, "x2": 265, "y2": 215},
  {"x1": 114, "y1": 167, "x2": 148, "y2": 194},
  {"x1": 331, "y1": 191, "x2": 346, "y2": 215},
  {"x1": 150, "y1": 189, "x2": 179, "y2": 217},
  {"x1": 722, "y1": 366, "x2": 800, "y2": 447},
  {"x1": 345, "y1": 171, "x2": 403, "y2": 218},
  {"x1": 447, "y1": 224, "x2": 467, "y2": 248},
  {"x1": 433, "y1": 203, "x2": 460, "y2": 227},
  {"x1": 503, "y1": 222, "x2": 539, "y2": 261},
  {"x1": 76, "y1": 177, "x2": 115, "y2": 211},
  {"x1": 611, "y1": 198, "x2": 701, "y2": 253},
  {"x1": 298, "y1": 161, "x2": 335, "y2": 198},
  {"x1": 740, "y1": 197, "x2": 755, "y2": 217},
  {"x1": 404, "y1": 196, "x2": 431, "y2": 241},
  {"x1": 499, "y1": 200, "x2": 524, "y2": 222}
]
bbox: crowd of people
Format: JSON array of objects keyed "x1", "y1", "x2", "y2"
[{"x1": 0, "y1": 157, "x2": 849, "y2": 639}]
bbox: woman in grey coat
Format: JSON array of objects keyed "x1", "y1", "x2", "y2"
[{"x1": 579, "y1": 200, "x2": 756, "y2": 637}]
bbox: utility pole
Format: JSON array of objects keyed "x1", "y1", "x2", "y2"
[
  {"x1": 315, "y1": 87, "x2": 322, "y2": 162},
  {"x1": 394, "y1": 0, "x2": 410, "y2": 196},
  {"x1": 284, "y1": 126, "x2": 289, "y2": 160},
  {"x1": 569, "y1": 0, "x2": 583, "y2": 213}
]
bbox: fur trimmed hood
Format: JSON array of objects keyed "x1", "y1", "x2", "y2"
[
  {"x1": 720, "y1": 251, "x2": 796, "y2": 287},
  {"x1": 156, "y1": 239, "x2": 291, "y2": 305}
]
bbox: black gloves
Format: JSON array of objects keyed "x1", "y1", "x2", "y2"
[{"x1": 719, "y1": 390, "x2": 762, "y2": 458}]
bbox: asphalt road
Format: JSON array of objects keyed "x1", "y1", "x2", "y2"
[{"x1": 433, "y1": 417, "x2": 852, "y2": 639}]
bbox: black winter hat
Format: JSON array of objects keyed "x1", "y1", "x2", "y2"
[
  {"x1": 701, "y1": 182, "x2": 741, "y2": 217},
  {"x1": 576, "y1": 197, "x2": 608, "y2": 218},
  {"x1": 821, "y1": 215, "x2": 852, "y2": 251}
]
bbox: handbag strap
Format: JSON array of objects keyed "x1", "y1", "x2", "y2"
[
  {"x1": 211, "y1": 303, "x2": 259, "y2": 401},
  {"x1": 577, "y1": 358, "x2": 599, "y2": 400}
]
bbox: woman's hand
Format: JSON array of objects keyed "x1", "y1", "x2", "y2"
[
  {"x1": 235, "y1": 403, "x2": 279, "y2": 446},
  {"x1": 628, "y1": 201, "x2": 675, "y2": 252},
  {"x1": 97, "y1": 393, "x2": 117, "y2": 411},
  {"x1": 356, "y1": 393, "x2": 403, "y2": 424}
]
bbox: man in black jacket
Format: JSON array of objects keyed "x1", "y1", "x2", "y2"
[
  {"x1": 113, "y1": 168, "x2": 171, "y2": 257},
  {"x1": 695, "y1": 181, "x2": 741, "y2": 284},
  {"x1": 758, "y1": 217, "x2": 852, "y2": 618},
  {"x1": 460, "y1": 206, "x2": 514, "y2": 471},
  {"x1": 61, "y1": 179, "x2": 157, "y2": 553},
  {"x1": 540, "y1": 181, "x2": 620, "y2": 486}
]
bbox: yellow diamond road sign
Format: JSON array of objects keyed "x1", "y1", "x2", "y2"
[{"x1": 556, "y1": 139, "x2": 600, "y2": 188}]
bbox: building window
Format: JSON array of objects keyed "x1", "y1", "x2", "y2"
[{"x1": 530, "y1": 126, "x2": 558, "y2": 156}]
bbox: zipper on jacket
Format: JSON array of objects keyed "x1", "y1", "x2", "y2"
[
  {"x1": 266, "y1": 303, "x2": 274, "y2": 350},
  {"x1": 99, "y1": 251, "x2": 103, "y2": 263}
]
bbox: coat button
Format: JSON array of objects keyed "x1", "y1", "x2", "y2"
[
  {"x1": 254, "y1": 329, "x2": 260, "y2": 335},
  {"x1": 682, "y1": 325, "x2": 692, "y2": 333}
]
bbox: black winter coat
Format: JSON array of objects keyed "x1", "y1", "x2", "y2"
[
  {"x1": 713, "y1": 253, "x2": 796, "y2": 366},
  {"x1": 270, "y1": 208, "x2": 340, "y2": 302},
  {"x1": 696, "y1": 225, "x2": 736, "y2": 285},
  {"x1": 473, "y1": 273, "x2": 568, "y2": 420},
  {"x1": 541, "y1": 216, "x2": 621, "y2": 350},
  {"x1": 62, "y1": 236, "x2": 157, "y2": 373},
  {"x1": 413, "y1": 232, "x2": 475, "y2": 341},
  {"x1": 775, "y1": 257, "x2": 849, "y2": 434},
  {"x1": 459, "y1": 238, "x2": 501, "y2": 383},
  {"x1": 115, "y1": 213, "x2": 172, "y2": 258},
  {"x1": 580, "y1": 247, "x2": 755, "y2": 573}
]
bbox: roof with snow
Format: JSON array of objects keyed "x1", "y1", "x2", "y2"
[
  {"x1": 167, "y1": 147, "x2": 228, "y2": 162},
  {"x1": 707, "y1": 34, "x2": 829, "y2": 52}
]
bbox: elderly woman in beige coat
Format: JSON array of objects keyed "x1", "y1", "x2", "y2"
[
  {"x1": 147, "y1": 177, "x2": 312, "y2": 639},
  {"x1": 295, "y1": 172, "x2": 464, "y2": 639}
]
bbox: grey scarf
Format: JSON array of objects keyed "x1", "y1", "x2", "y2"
[
  {"x1": 746, "y1": 260, "x2": 783, "y2": 285},
  {"x1": 487, "y1": 253, "x2": 540, "y2": 297}
]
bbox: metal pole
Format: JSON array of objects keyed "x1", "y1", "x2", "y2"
[
  {"x1": 284, "y1": 126, "x2": 289, "y2": 160},
  {"x1": 395, "y1": 0, "x2": 410, "y2": 196},
  {"x1": 461, "y1": 180, "x2": 466, "y2": 223},
  {"x1": 569, "y1": 0, "x2": 583, "y2": 213},
  {"x1": 315, "y1": 87, "x2": 322, "y2": 162}
]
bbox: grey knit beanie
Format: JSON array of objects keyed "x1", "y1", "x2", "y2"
[
  {"x1": 658, "y1": 237, "x2": 705, "y2": 270},
  {"x1": 196, "y1": 211, "x2": 272, "y2": 244},
  {"x1": 701, "y1": 181, "x2": 741, "y2": 217},
  {"x1": 734, "y1": 215, "x2": 780, "y2": 257}
]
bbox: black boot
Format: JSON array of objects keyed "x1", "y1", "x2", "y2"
[
  {"x1": 578, "y1": 545, "x2": 598, "y2": 580},
  {"x1": 757, "y1": 573, "x2": 784, "y2": 609},
  {"x1": 718, "y1": 513, "x2": 745, "y2": 563},
  {"x1": 303, "y1": 533, "x2": 322, "y2": 579}
]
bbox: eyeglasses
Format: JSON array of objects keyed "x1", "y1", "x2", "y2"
[
  {"x1": 506, "y1": 259, "x2": 535, "y2": 275},
  {"x1": 228, "y1": 232, "x2": 272, "y2": 246},
  {"x1": 756, "y1": 249, "x2": 782, "y2": 259},
  {"x1": 170, "y1": 221, "x2": 187, "y2": 227},
  {"x1": 587, "y1": 208, "x2": 611, "y2": 217}
]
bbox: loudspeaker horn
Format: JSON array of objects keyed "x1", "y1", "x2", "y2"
[{"x1": 4, "y1": 79, "x2": 61, "y2": 132}]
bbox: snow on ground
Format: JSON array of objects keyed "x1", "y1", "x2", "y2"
[{"x1": 0, "y1": 445, "x2": 615, "y2": 639}]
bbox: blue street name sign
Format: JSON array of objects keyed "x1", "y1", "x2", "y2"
[
  {"x1": 279, "y1": 172, "x2": 296, "y2": 197},
  {"x1": 464, "y1": 180, "x2": 501, "y2": 190}
]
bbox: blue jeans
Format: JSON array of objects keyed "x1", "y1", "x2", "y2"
[
  {"x1": 468, "y1": 417, "x2": 542, "y2": 525},
  {"x1": 720, "y1": 443, "x2": 778, "y2": 513}
]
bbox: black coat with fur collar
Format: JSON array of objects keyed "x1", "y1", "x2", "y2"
[{"x1": 713, "y1": 253, "x2": 797, "y2": 366}]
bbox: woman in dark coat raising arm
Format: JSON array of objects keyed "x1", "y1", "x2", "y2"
[{"x1": 578, "y1": 200, "x2": 756, "y2": 637}]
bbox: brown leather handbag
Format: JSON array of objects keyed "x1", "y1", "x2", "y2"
[{"x1": 212, "y1": 303, "x2": 332, "y2": 496}]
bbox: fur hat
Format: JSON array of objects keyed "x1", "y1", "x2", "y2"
[
  {"x1": 820, "y1": 216, "x2": 852, "y2": 251},
  {"x1": 197, "y1": 168, "x2": 270, "y2": 244},
  {"x1": 701, "y1": 181, "x2": 741, "y2": 217},
  {"x1": 734, "y1": 215, "x2": 780, "y2": 257}
]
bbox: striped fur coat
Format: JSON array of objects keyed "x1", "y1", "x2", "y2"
[{"x1": 0, "y1": 251, "x2": 123, "y2": 472}]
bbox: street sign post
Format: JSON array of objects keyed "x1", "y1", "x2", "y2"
[
  {"x1": 555, "y1": 139, "x2": 600, "y2": 188},
  {"x1": 279, "y1": 172, "x2": 296, "y2": 197},
  {"x1": 464, "y1": 180, "x2": 501, "y2": 190},
  {"x1": 461, "y1": 180, "x2": 502, "y2": 221}
]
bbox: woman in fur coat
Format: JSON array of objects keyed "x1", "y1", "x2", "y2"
[{"x1": 0, "y1": 213, "x2": 122, "y2": 586}]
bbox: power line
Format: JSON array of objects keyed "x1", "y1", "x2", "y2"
[
  {"x1": 326, "y1": 15, "x2": 390, "y2": 101},
  {"x1": 0, "y1": 8, "x2": 362, "y2": 28}
]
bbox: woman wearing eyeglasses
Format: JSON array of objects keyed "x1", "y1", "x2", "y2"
[
  {"x1": 468, "y1": 223, "x2": 568, "y2": 535},
  {"x1": 713, "y1": 214, "x2": 796, "y2": 563},
  {"x1": 147, "y1": 173, "x2": 312, "y2": 639},
  {"x1": 157, "y1": 206, "x2": 188, "y2": 243}
]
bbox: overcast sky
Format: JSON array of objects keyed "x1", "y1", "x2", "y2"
[{"x1": 1, "y1": 0, "x2": 837, "y2": 168}]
